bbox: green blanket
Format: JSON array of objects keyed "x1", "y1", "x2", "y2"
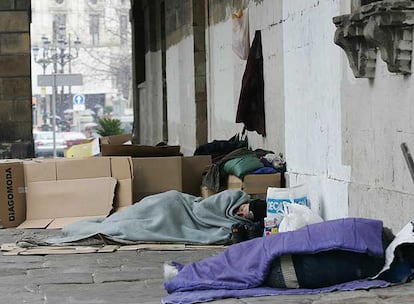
[{"x1": 47, "y1": 190, "x2": 251, "y2": 245}]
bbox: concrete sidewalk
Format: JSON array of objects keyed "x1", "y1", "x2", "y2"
[{"x1": 1, "y1": 228, "x2": 413, "y2": 304}]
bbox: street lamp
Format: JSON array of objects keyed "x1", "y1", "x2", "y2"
[
  {"x1": 32, "y1": 35, "x2": 53, "y2": 74},
  {"x1": 32, "y1": 35, "x2": 53, "y2": 125},
  {"x1": 32, "y1": 27, "x2": 81, "y2": 157},
  {"x1": 32, "y1": 27, "x2": 81, "y2": 128}
]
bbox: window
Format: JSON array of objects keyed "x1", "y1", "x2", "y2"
[
  {"x1": 90, "y1": 14, "x2": 100, "y2": 46},
  {"x1": 120, "y1": 15, "x2": 128, "y2": 44},
  {"x1": 52, "y1": 14, "x2": 66, "y2": 42}
]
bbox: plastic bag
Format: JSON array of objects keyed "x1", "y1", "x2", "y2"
[
  {"x1": 278, "y1": 203, "x2": 323, "y2": 233},
  {"x1": 232, "y1": 8, "x2": 250, "y2": 60},
  {"x1": 265, "y1": 184, "x2": 310, "y2": 230},
  {"x1": 266, "y1": 184, "x2": 309, "y2": 216}
]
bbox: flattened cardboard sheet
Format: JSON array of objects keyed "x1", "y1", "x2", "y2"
[
  {"x1": 47, "y1": 216, "x2": 104, "y2": 229},
  {"x1": 17, "y1": 219, "x2": 53, "y2": 229},
  {"x1": 21, "y1": 157, "x2": 133, "y2": 228},
  {"x1": 19, "y1": 177, "x2": 116, "y2": 229}
]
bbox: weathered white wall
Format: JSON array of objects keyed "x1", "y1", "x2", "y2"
[
  {"x1": 282, "y1": 0, "x2": 350, "y2": 220},
  {"x1": 206, "y1": 15, "x2": 242, "y2": 139},
  {"x1": 166, "y1": 35, "x2": 197, "y2": 155},
  {"x1": 207, "y1": 1, "x2": 285, "y2": 153},
  {"x1": 342, "y1": 36, "x2": 414, "y2": 231},
  {"x1": 206, "y1": 0, "x2": 348, "y2": 219}
]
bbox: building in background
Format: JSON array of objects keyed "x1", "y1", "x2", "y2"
[{"x1": 31, "y1": 0, "x2": 133, "y2": 134}]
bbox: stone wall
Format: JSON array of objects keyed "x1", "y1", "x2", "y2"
[
  {"x1": 132, "y1": 0, "x2": 414, "y2": 231},
  {"x1": 135, "y1": 0, "x2": 208, "y2": 154},
  {"x1": 0, "y1": 0, "x2": 33, "y2": 159}
]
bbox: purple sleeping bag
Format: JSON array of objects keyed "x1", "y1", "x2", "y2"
[{"x1": 163, "y1": 218, "x2": 390, "y2": 303}]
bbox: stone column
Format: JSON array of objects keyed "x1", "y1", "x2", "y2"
[{"x1": 0, "y1": 0, "x2": 33, "y2": 158}]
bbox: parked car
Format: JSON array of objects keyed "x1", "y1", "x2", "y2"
[
  {"x1": 61, "y1": 131, "x2": 87, "y2": 147},
  {"x1": 34, "y1": 131, "x2": 67, "y2": 157}
]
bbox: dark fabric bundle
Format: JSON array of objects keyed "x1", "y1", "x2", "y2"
[
  {"x1": 194, "y1": 133, "x2": 248, "y2": 163},
  {"x1": 202, "y1": 148, "x2": 254, "y2": 192},
  {"x1": 236, "y1": 30, "x2": 266, "y2": 136}
]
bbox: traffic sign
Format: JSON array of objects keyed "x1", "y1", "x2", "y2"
[
  {"x1": 73, "y1": 94, "x2": 85, "y2": 111},
  {"x1": 38, "y1": 73, "x2": 83, "y2": 86}
]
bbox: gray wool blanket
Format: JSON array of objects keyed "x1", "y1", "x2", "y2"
[{"x1": 47, "y1": 190, "x2": 251, "y2": 245}]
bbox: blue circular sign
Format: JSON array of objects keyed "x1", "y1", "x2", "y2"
[{"x1": 73, "y1": 94, "x2": 85, "y2": 105}]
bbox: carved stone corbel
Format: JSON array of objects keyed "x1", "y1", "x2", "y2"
[
  {"x1": 364, "y1": 8, "x2": 413, "y2": 74},
  {"x1": 333, "y1": 14, "x2": 377, "y2": 78},
  {"x1": 333, "y1": 1, "x2": 414, "y2": 78}
]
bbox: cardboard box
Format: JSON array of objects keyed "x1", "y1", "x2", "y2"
[
  {"x1": 132, "y1": 155, "x2": 211, "y2": 201},
  {"x1": 227, "y1": 173, "x2": 282, "y2": 195},
  {"x1": 64, "y1": 138, "x2": 100, "y2": 158},
  {"x1": 0, "y1": 160, "x2": 26, "y2": 228},
  {"x1": 100, "y1": 134, "x2": 181, "y2": 157},
  {"x1": 19, "y1": 157, "x2": 133, "y2": 229},
  {"x1": 182, "y1": 156, "x2": 212, "y2": 195},
  {"x1": 100, "y1": 134, "x2": 132, "y2": 145},
  {"x1": 201, "y1": 173, "x2": 282, "y2": 199}
]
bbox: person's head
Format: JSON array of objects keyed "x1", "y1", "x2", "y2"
[
  {"x1": 235, "y1": 199, "x2": 267, "y2": 222},
  {"x1": 235, "y1": 202, "x2": 250, "y2": 218},
  {"x1": 395, "y1": 243, "x2": 414, "y2": 267}
]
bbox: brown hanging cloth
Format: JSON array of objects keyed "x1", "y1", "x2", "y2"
[{"x1": 236, "y1": 30, "x2": 266, "y2": 136}]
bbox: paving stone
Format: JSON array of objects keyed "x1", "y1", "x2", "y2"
[
  {"x1": 0, "y1": 293, "x2": 44, "y2": 304},
  {"x1": 93, "y1": 268, "x2": 160, "y2": 283},
  {"x1": 119, "y1": 264, "x2": 161, "y2": 275},
  {"x1": 373, "y1": 281, "x2": 414, "y2": 297},
  {"x1": 0, "y1": 267, "x2": 27, "y2": 276},
  {"x1": 0, "y1": 255, "x2": 44, "y2": 264},
  {"x1": 1, "y1": 228, "x2": 414, "y2": 304},
  {"x1": 0, "y1": 273, "x2": 32, "y2": 286},
  {"x1": 27, "y1": 268, "x2": 93, "y2": 284},
  {"x1": 40, "y1": 281, "x2": 167, "y2": 304}
]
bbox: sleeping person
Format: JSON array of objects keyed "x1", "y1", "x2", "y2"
[
  {"x1": 47, "y1": 189, "x2": 266, "y2": 245},
  {"x1": 163, "y1": 218, "x2": 414, "y2": 303}
]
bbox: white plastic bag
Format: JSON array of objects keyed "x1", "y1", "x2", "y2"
[
  {"x1": 278, "y1": 203, "x2": 323, "y2": 233},
  {"x1": 232, "y1": 8, "x2": 250, "y2": 60},
  {"x1": 266, "y1": 184, "x2": 311, "y2": 231},
  {"x1": 266, "y1": 184, "x2": 310, "y2": 216}
]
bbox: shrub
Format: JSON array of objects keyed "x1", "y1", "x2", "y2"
[{"x1": 96, "y1": 118, "x2": 124, "y2": 136}]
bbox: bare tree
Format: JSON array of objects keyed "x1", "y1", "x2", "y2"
[{"x1": 74, "y1": 4, "x2": 132, "y2": 101}]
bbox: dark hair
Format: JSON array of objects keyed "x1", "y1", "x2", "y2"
[
  {"x1": 249, "y1": 199, "x2": 267, "y2": 222},
  {"x1": 382, "y1": 227, "x2": 395, "y2": 251}
]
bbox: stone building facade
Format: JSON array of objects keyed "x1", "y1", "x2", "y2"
[
  {"x1": 0, "y1": 0, "x2": 32, "y2": 158},
  {"x1": 31, "y1": 0, "x2": 132, "y2": 131},
  {"x1": 1, "y1": 0, "x2": 414, "y2": 231}
]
